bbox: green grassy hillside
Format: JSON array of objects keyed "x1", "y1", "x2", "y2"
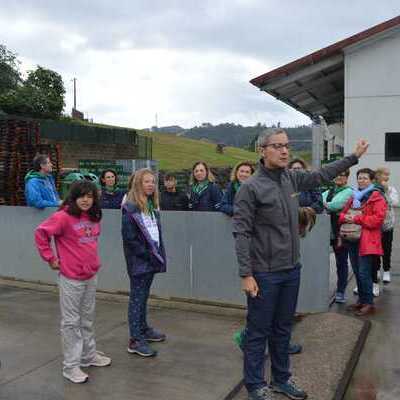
[{"x1": 144, "y1": 132, "x2": 258, "y2": 171}]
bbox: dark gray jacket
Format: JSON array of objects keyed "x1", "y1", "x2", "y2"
[{"x1": 233, "y1": 154, "x2": 358, "y2": 277}]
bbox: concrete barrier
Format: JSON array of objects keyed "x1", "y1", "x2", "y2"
[{"x1": 0, "y1": 206, "x2": 330, "y2": 313}]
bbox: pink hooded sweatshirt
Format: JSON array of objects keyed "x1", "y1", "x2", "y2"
[{"x1": 35, "y1": 208, "x2": 101, "y2": 280}]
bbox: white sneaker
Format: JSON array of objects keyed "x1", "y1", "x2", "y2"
[
  {"x1": 383, "y1": 271, "x2": 391, "y2": 284},
  {"x1": 373, "y1": 283, "x2": 380, "y2": 297},
  {"x1": 81, "y1": 351, "x2": 112, "y2": 367},
  {"x1": 353, "y1": 286, "x2": 358, "y2": 295},
  {"x1": 63, "y1": 367, "x2": 89, "y2": 383}
]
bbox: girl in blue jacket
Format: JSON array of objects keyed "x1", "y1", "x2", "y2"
[
  {"x1": 188, "y1": 161, "x2": 223, "y2": 211},
  {"x1": 122, "y1": 168, "x2": 167, "y2": 357},
  {"x1": 220, "y1": 161, "x2": 254, "y2": 216}
]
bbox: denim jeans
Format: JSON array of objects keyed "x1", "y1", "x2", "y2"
[
  {"x1": 334, "y1": 244, "x2": 349, "y2": 294},
  {"x1": 243, "y1": 264, "x2": 301, "y2": 392},
  {"x1": 348, "y1": 243, "x2": 374, "y2": 305},
  {"x1": 127, "y1": 272, "x2": 154, "y2": 340}
]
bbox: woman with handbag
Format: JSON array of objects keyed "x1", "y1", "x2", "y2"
[{"x1": 339, "y1": 168, "x2": 387, "y2": 316}]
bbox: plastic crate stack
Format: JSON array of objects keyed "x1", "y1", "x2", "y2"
[{"x1": 0, "y1": 118, "x2": 62, "y2": 205}]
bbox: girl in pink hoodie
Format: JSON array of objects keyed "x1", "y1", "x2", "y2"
[{"x1": 35, "y1": 181, "x2": 112, "y2": 384}]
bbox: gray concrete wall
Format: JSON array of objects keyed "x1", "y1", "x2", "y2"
[
  {"x1": 344, "y1": 28, "x2": 400, "y2": 188},
  {"x1": 0, "y1": 207, "x2": 331, "y2": 313}
]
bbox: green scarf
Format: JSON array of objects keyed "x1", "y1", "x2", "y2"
[
  {"x1": 104, "y1": 185, "x2": 118, "y2": 194},
  {"x1": 24, "y1": 170, "x2": 46, "y2": 182},
  {"x1": 326, "y1": 185, "x2": 349, "y2": 202},
  {"x1": 146, "y1": 197, "x2": 155, "y2": 217},
  {"x1": 192, "y1": 180, "x2": 209, "y2": 196},
  {"x1": 232, "y1": 181, "x2": 241, "y2": 194}
]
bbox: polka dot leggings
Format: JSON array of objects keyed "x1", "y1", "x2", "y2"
[{"x1": 128, "y1": 272, "x2": 154, "y2": 341}]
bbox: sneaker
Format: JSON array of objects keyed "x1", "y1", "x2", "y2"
[
  {"x1": 373, "y1": 283, "x2": 380, "y2": 297},
  {"x1": 81, "y1": 351, "x2": 112, "y2": 367},
  {"x1": 144, "y1": 327, "x2": 166, "y2": 342},
  {"x1": 248, "y1": 386, "x2": 272, "y2": 400},
  {"x1": 127, "y1": 339, "x2": 157, "y2": 357},
  {"x1": 288, "y1": 343, "x2": 302, "y2": 355},
  {"x1": 383, "y1": 271, "x2": 391, "y2": 284},
  {"x1": 335, "y1": 292, "x2": 346, "y2": 304},
  {"x1": 63, "y1": 367, "x2": 89, "y2": 384},
  {"x1": 270, "y1": 379, "x2": 307, "y2": 400},
  {"x1": 353, "y1": 286, "x2": 358, "y2": 295}
]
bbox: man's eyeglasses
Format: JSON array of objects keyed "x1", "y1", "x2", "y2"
[{"x1": 261, "y1": 143, "x2": 290, "y2": 151}]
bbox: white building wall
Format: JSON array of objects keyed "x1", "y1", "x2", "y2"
[
  {"x1": 344, "y1": 29, "x2": 400, "y2": 189},
  {"x1": 328, "y1": 122, "x2": 344, "y2": 153}
]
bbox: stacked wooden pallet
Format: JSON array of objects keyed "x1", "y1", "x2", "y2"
[{"x1": 0, "y1": 118, "x2": 62, "y2": 205}]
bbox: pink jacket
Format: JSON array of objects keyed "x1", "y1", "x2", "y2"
[{"x1": 35, "y1": 209, "x2": 101, "y2": 280}]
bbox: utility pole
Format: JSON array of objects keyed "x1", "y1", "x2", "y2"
[{"x1": 72, "y1": 78, "x2": 77, "y2": 109}]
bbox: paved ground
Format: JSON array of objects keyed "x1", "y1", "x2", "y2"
[
  {"x1": 0, "y1": 286, "x2": 244, "y2": 400},
  {"x1": 0, "y1": 282, "x2": 367, "y2": 400},
  {"x1": 340, "y1": 220, "x2": 400, "y2": 400}
]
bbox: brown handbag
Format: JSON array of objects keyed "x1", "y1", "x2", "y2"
[{"x1": 339, "y1": 208, "x2": 363, "y2": 242}]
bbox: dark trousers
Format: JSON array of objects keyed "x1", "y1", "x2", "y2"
[
  {"x1": 243, "y1": 264, "x2": 301, "y2": 392},
  {"x1": 348, "y1": 243, "x2": 374, "y2": 305},
  {"x1": 378, "y1": 229, "x2": 394, "y2": 272},
  {"x1": 128, "y1": 272, "x2": 154, "y2": 340},
  {"x1": 333, "y1": 244, "x2": 349, "y2": 294}
]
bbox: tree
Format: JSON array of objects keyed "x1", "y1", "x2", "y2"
[
  {"x1": 0, "y1": 64, "x2": 65, "y2": 119},
  {"x1": 25, "y1": 66, "x2": 65, "y2": 118},
  {"x1": 0, "y1": 44, "x2": 21, "y2": 94}
]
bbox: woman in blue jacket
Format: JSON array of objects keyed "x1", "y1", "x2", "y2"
[
  {"x1": 188, "y1": 161, "x2": 223, "y2": 211},
  {"x1": 100, "y1": 169, "x2": 125, "y2": 209},
  {"x1": 220, "y1": 161, "x2": 254, "y2": 216},
  {"x1": 122, "y1": 168, "x2": 167, "y2": 358}
]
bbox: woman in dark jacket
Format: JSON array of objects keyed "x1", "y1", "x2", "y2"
[
  {"x1": 122, "y1": 168, "x2": 167, "y2": 357},
  {"x1": 188, "y1": 161, "x2": 223, "y2": 211},
  {"x1": 289, "y1": 159, "x2": 323, "y2": 214},
  {"x1": 100, "y1": 169, "x2": 125, "y2": 209},
  {"x1": 220, "y1": 161, "x2": 254, "y2": 216}
]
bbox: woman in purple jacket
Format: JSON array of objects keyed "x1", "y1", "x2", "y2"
[{"x1": 122, "y1": 168, "x2": 167, "y2": 358}]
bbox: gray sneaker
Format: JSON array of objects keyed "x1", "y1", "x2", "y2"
[
  {"x1": 81, "y1": 351, "x2": 112, "y2": 367},
  {"x1": 63, "y1": 367, "x2": 89, "y2": 384},
  {"x1": 248, "y1": 386, "x2": 272, "y2": 400}
]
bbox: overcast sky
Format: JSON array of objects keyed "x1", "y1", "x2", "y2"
[{"x1": 1, "y1": 1, "x2": 399, "y2": 129}]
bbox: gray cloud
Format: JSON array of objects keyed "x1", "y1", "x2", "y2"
[{"x1": 1, "y1": 1, "x2": 399, "y2": 127}]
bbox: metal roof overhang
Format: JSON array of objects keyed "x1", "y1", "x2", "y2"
[
  {"x1": 250, "y1": 15, "x2": 400, "y2": 125},
  {"x1": 258, "y1": 54, "x2": 344, "y2": 125}
]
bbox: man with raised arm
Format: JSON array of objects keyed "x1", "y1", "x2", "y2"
[{"x1": 233, "y1": 129, "x2": 368, "y2": 400}]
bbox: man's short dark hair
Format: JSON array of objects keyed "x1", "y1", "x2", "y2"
[
  {"x1": 32, "y1": 153, "x2": 49, "y2": 172},
  {"x1": 356, "y1": 168, "x2": 375, "y2": 180},
  {"x1": 164, "y1": 174, "x2": 176, "y2": 181}
]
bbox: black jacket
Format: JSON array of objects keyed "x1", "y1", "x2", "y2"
[{"x1": 160, "y1": 190, "x2": 188, "y2": 211}]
